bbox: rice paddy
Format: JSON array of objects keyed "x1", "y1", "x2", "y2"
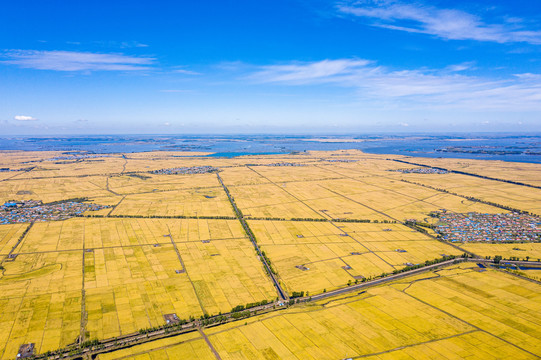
[
  {"x1": 0, "y1": 149, "x2": 539, "y2": 359},
  {"x1": 97, "y1": 263, "x2": 541, "y2": 360},
  {"x1": 249, "y1": 220, "x2": 462, "y2": 294}
]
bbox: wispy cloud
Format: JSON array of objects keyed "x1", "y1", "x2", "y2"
[
  {"x1": 120, "y1": 41, "x2": 149, "y2": 48},
  {"x1": 252, "y1": 59, "x2": 371, "y2": 83},
  {"x1": 1, "y1": 50, "x2": 155, "y2": 71},
  {"x1": 172, "y1": 68, "x2": 201, "y2": 75},
  {"x1": 249, "y1": 59, "x2": 541, "y2": 110},
  {"x1": 14, "y1": 115, "x2": 38, "y2": 121},
  {"x1": 337, "y1": 1, "x2": 541, "y2": 44},
  {"x1": 92, "y1": 40, "x2": 150, "y2": 49}
]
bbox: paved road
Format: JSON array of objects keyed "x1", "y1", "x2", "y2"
[{"x1": 311, "y1": 258, "x2": 467, "y2": 301}]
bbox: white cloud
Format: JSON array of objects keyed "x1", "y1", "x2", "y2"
[
  {"x1": 1, "y1": 50, "x2": 155, "y2": 71},
  {"x1": 249, "y1": 59, "x2": 541, "y2": 110},
  {"x1": 14, "y1": 115, "x2": 38, "y2": 121},
  {"x1": 92, "y1": 40, "x2": 149, "y2": 49},
  {"x1": 444, "y1": 62, "x2": 475, "y2": 72},
  {"x1": 337, "y1": 1, "x2": 541, "y2": 44},
  {"x1": 120, "y1": 41, "x2": 149, "y2": 48},
  {"x1": 172, "y1": 67, "x2": 201, "y2": 75},
  {"x1": 252, "y1": 59, "x2": 371, "y2": 84}
]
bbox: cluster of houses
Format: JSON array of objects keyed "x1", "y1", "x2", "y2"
[
  {"x1": 324, "y1": 159, "x2": 358, "y2": 163},
  {"x1": 436, "y1": 212, "x2": 541, "y2": 242},
  {"x1": 389, "y1": 168, "x2": 448, "y2": 174},
  {"x1": 46, "y1": 154, "x2": 110, "y2": 161},
  {"x1": 0, "y1": 200, "x2": 109, "y2": 224},
  {"x1": 264, "y1": 162, "x2": 305, "y2": 167},
  {"x1": 151, "y1": 166, "x2": 219, "y2": 175}
]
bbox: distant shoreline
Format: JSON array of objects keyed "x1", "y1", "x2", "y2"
[{"x1": 0, "y1": 134, "x2": 540, "y2": 164}]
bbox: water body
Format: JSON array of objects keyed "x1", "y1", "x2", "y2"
[
  {"x1": 0, "y1": 134, "x2": 540, "y2": 163},
  {"x1": 491, "y1": 264, "x2": 541, "y2": 270}
]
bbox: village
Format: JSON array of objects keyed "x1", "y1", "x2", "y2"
[
  {"x1": 436, "y1": 211, "x2": 541, "y2": 243},
  {"x1": 0, "y1": 200, "x2": 109, "y2": 224},
  {"x1": 263, "y1": 162, "x2": 306, "y2": 167},
  {"x1": 46, "y1": 154, "x2": 111, "y2": 161},
  {"x1": 390, "y1": 167, "x2": 448, "y2": 174},
  {"x1": 151, "y1": 165, "x2": 219, "y2": 175}
]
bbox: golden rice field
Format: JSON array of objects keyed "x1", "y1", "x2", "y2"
[
  {"x1": 394, "y1": 172, "x2": 541, "y2": 216},
  {"x1": 459, "y1": 242, "x2": 541, "y2": 261},
  {"x1": 248, "y1": 220, "x2": 462, "y2": 295},
  {"x1": 97, "y1": 264, "x2": 541, "y2": 360},
  {"x1": 174, "y1": 239, "x2": 277, "y2": 315},
  {"x1": 228, "y1": 183, "x2": 325, "y2": 220},
  {"x1": 97, "y1": 331, "x2": 216, "y2": 360},
  {"x1": 110, "y1": 188, "x2": 234, "y2": 217},
  {"x1": 0, "y1": 175, "x2": 120, "y2": 205},
  {"x1": 0, "y1": 223, "x2": 27, "y2": 254},
  {"x1": 0, "y1": 150, "x2": 540, "y2": 359},
  {"x1": 398, "y1": 156, "x2": 541, "y2": 187},
  {"x1": 15, "y1": 156, "x2": 127, "y2": 179},
  {"x1": 227, "y1": 166, "x2": 504, "y2": 222},
  {"x1": 0, "y1": 217, "x2": 275, "y2": 357},
  {"x1": 0, "y1": 251, "x2": 82, "y2": 358},
  {"x1": 106, "y1": 172, "x2": 222, "y2": 194}
]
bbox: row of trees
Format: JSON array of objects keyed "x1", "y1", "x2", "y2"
[
  {"x1": 392, "y1": 255, "x2": 457, "y2": 275},
  {"x1": 260, "y1": 251, "x2": 277, "y2": 275},
  {"x1": 392, "y1": 159, "x2": 541, "y2": 190},
  {"x1": 78, "y1": 214, "x2": 237, "y2": 220},
  {"x1": 241, "y1": 216, "x2": 397, "y2": 224},
  {"x1": 491, "y1": 255, "x2": 540, "y2": 263},
  {"x1": 45, "y1": 197, "x2": 89, "y2": 205},
  {"x1": 404, "y1": 221, "x2": 430, "y2": 234},
  {"x1": 400, "y1": 179, "x2": 531, "y2": 215},
  {"x1": 231, "y1": 299, "x2": 271, "y2": 314},
  {"x1": 218, "y1": 173, "x2": 286, "y2": 300},
  {"x1": 290, "y1": 291, "x2": 306, "y2": 298}
]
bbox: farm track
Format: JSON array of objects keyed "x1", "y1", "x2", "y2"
[
  {"x1": 1, "y1": 222, "x2": 33, "y2": 264},
  {"x1": 317, "y1": 187, "x2": 402, "y2": 269},
  {"x1": 244, "y1": 165, "x2": 454, "y2": 269},
  {"x1": 198, "y1": 327, "x2": 222, "y2": 360},
  {"x1": 105, "y1": 177, "x2": 121, "y2": 197},
  {"x1": 401, "y1": 282, "x2": 539, "y2": 357},
  {"x1": 120, "y1": 155, "x2": 127, "y2": 174},
  {"x1": 399, "y1": 178, "x2": 534, "y2": 215},
  {"x1": 164, "y1": 226, "x2": 207, "y2": 313},
  {"x1": 315, "y1": 163, "x2": 487, "y2": 219},
  {"x1": 80, "y1": 221, "x2": 87, "y2": 345},
  {"x1": 246, "y1": 166, "x2": 329, "y2": 220},
  {"x1": 318, "y1": 184, "x2": 397, "y2": 221},
  {"x1": 311, "y1": 164, "x2": 480, "y2": 257},
  {"x1": 0, "y1": 166, "x2": 35, "y2": 182},
  {"x1": 351, "y1": 329, "x2": 481, "y2": 358}
]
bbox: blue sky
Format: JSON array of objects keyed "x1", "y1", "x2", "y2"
[{"x1": 1, "y1": 0, "x2": 541, "y2": 134}]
